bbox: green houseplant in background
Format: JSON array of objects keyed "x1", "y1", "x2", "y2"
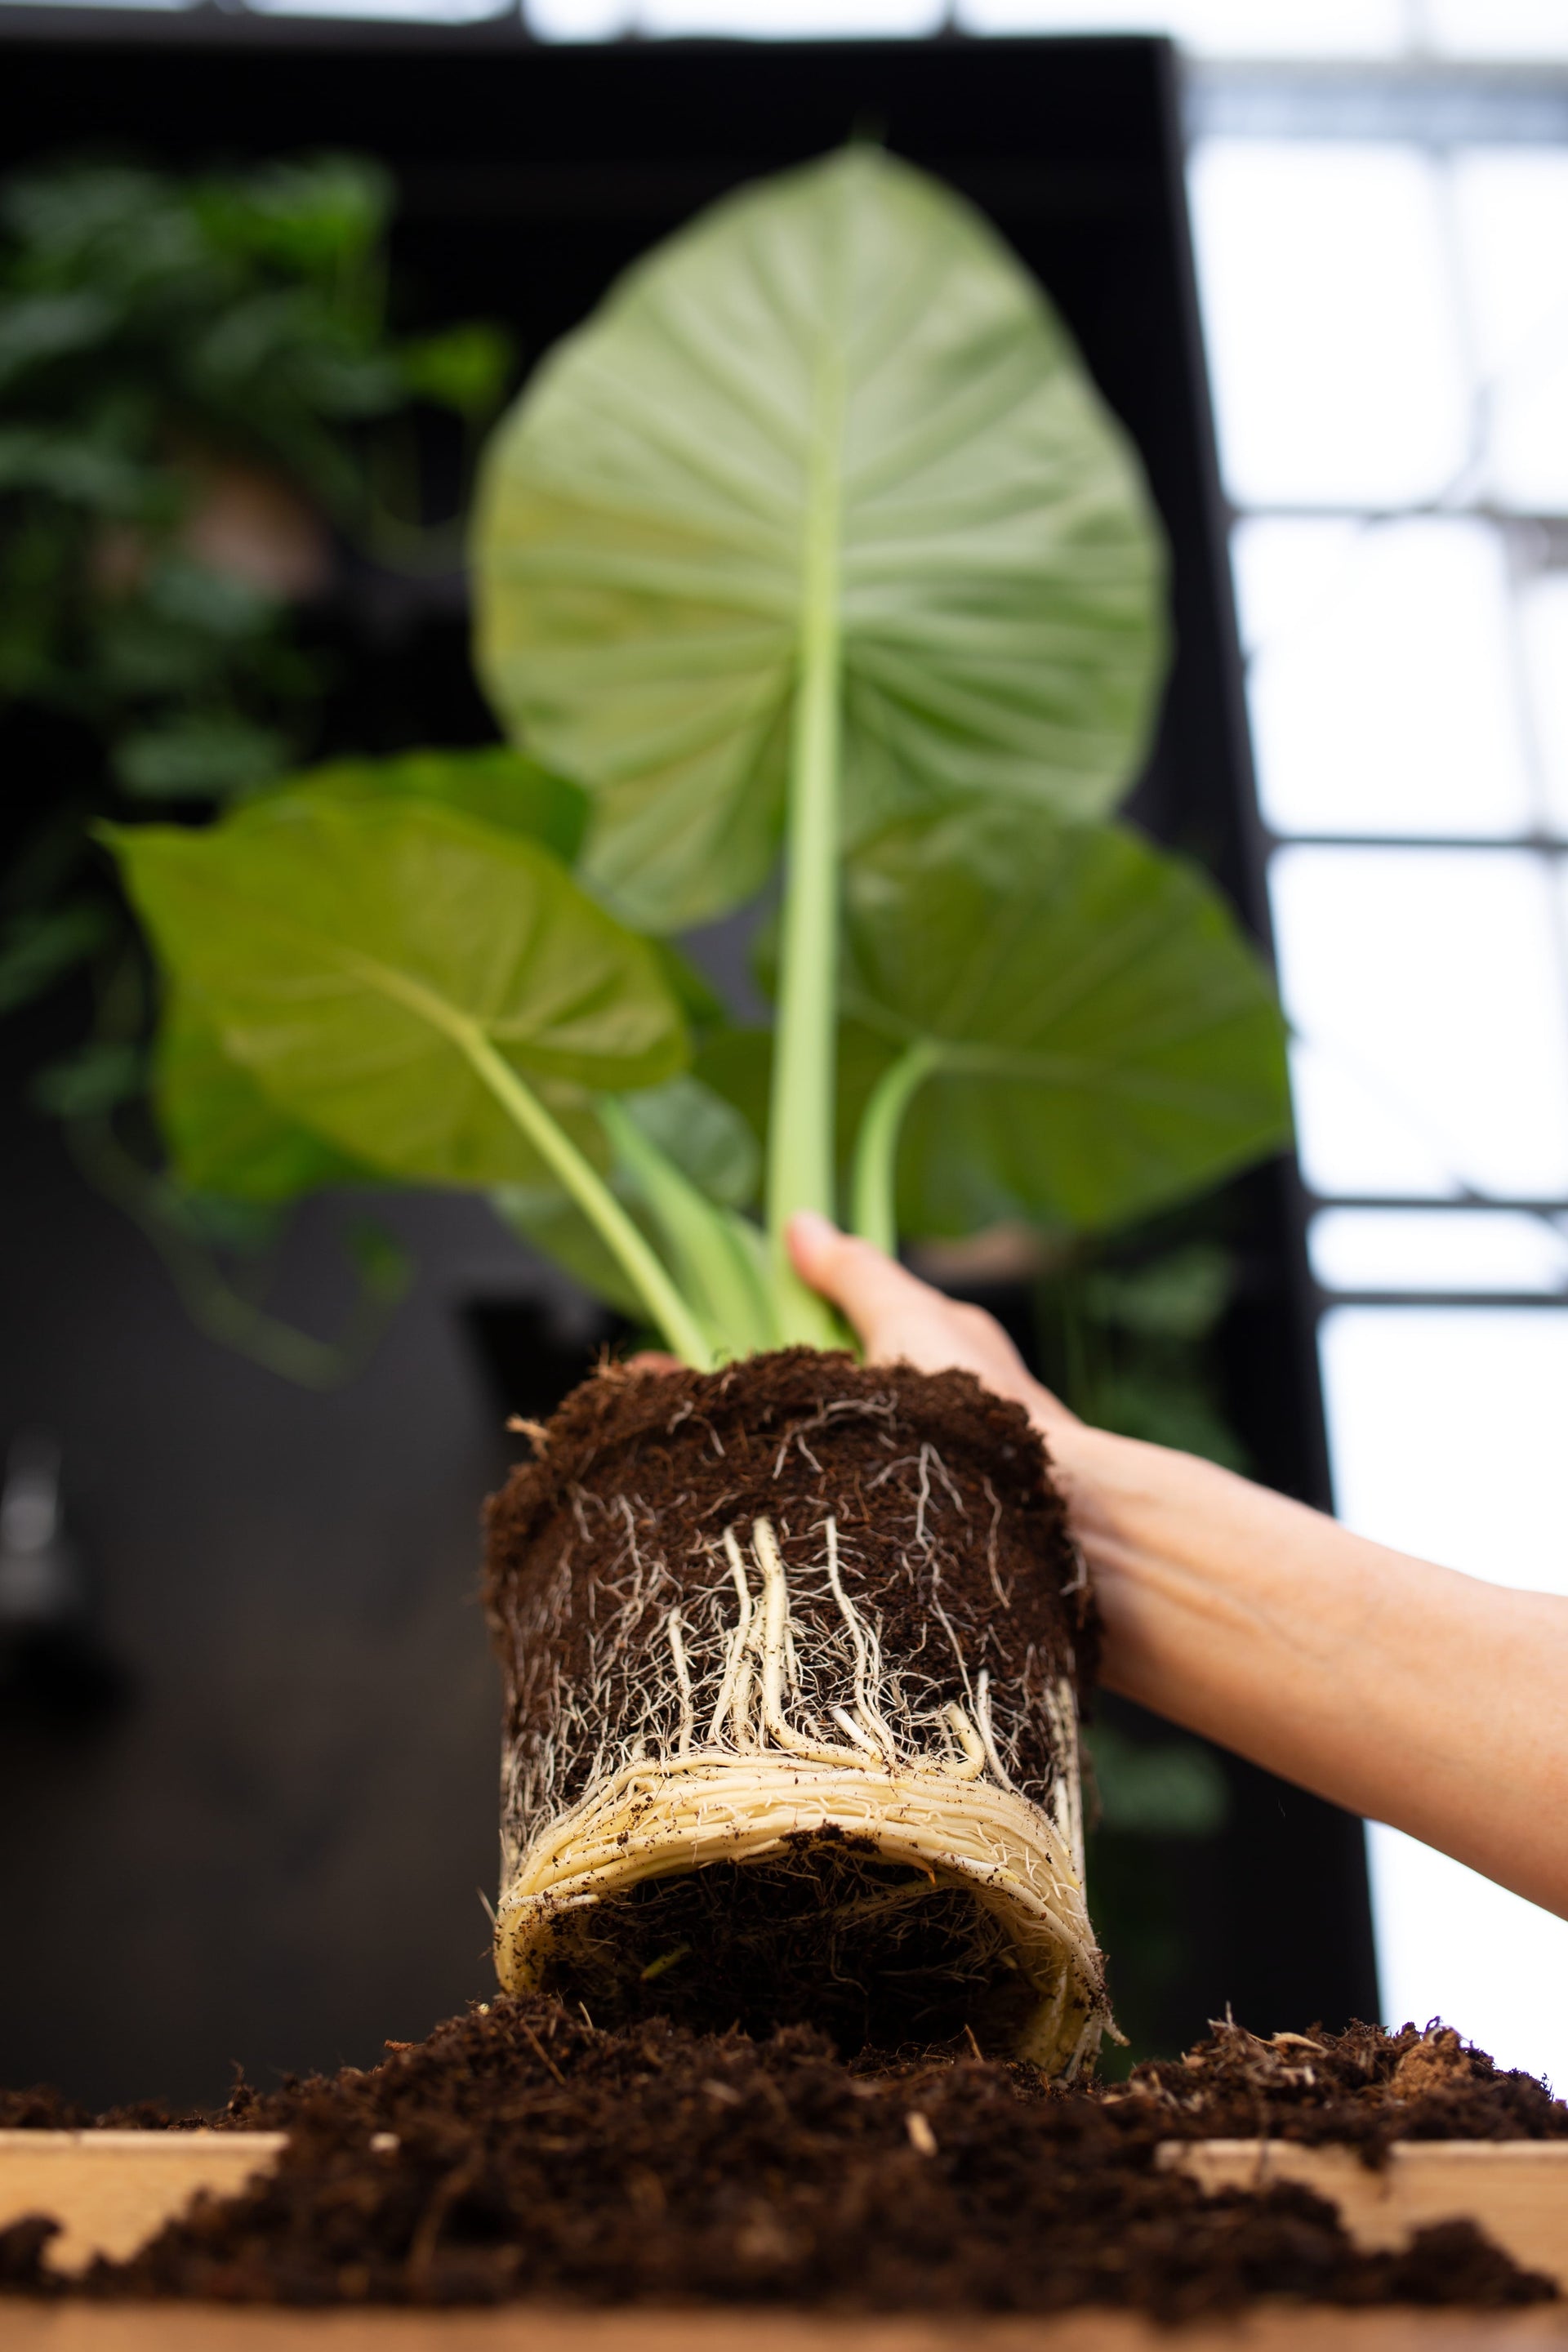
[
  {"x1": 0, "y1": 153, "x2": 510, "y2": 1379},
  {"x1": 106, "y1": 150, "x2": 1290, "y2": 2070}
]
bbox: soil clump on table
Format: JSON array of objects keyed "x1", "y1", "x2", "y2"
[{"x1": 2, "y1": 2001, "x2": 1562, "y2": 2316}]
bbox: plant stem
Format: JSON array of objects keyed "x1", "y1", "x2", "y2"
[
  {"x1": 766, "y1": 227, "x2": 849, "y2": 1348},
  {"x1": 456, "y1": 1026, "x2": 715, "y2": 1370},
  {"x1": 601, "y1": 1098, "x2": 778, "y2": 1356},
  {"x1": 849, "y1": 1040, "x2": 941, "y2": 1254}
]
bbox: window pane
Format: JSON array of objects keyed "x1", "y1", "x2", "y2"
[
  {"x1": 1309, "y1": 1206, "x2": 1568, "y2": 1294},
  {"x1": 1452, "y1": 149, "x2": 1568, "y2": 514},
  {"x1": 1237, "y1": 517, "x2": 1532, "y2": 839},
  {"x1": 1368, "y1": 1824, "x2": 1568, "y2": 2094},
  {"x1": 1188, "y1": 142, "x2": 1468, "y2": 509},
  {"x1": 1270, "y1": 847, "x2": 1568, "y2": 1200},
  {"x1": 1427, "y1": 0, "x2": 1568, "y2": 60},
  {"x1": 1322, "y1": 1303, "x2": 1568, "y2": 2095},
  {"x1": 1286, "y1": 1041, "x2": 1463, "y2": 1199},
  {"x1": 1320, "y1": 1304, "x2": 1568, "y2": 1591},
  {"x1": 1520, "y1": 573, "x2": 1568, "y2": 837},
  {"x1": 956, "y1": 0, "x2": 1405, "y2": 47}
]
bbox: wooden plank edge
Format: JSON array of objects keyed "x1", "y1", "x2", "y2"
[
  {"x1": 1160, "y1": 2140, "x2": 1568, "y2": 2290},
  {"x1": 2, "y1": 2132, "x2": 1566, "y2": 2292}
]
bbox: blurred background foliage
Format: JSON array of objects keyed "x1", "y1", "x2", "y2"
[{"x1": 0, "y1": 154, "x2": 512, "y2": 1377}]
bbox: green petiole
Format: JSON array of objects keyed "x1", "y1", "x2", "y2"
[
  {"x1": 455, "y1": 1025, "x2": 716, "y2": 1371},
  {"x1": 599, "y1": 1098, "x2": 778, "y2": 1360},
  {"x1": 764, "y1": 203, "x2": 851, "y2": 1350},
  {"x1": 849, "y1": 1040, "x2": 942, "y2": 1255}
]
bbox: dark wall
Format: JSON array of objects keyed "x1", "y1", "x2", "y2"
[{"x1": 0, "y1": 31, "x2": 1374, "y2": 2107}]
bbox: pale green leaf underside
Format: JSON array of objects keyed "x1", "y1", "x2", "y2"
[
  {"x1": 843, "y1": 808, "x2": 1292, "y2": 1237},
  {"x1": 473, "y1": 145, "x2": 1167, "y2": 930},
  {"x1": 111, "y1": 798, "x2": 687, "y2": 1191}
]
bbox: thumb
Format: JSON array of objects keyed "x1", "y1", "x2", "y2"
[{"x1": 786, "y1": 1209, "x2": 930, "y2": 1348}]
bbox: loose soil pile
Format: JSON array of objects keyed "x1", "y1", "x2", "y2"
[{"x1": 2, "y1": 2002, "x2": 1563, "y2": 2316}]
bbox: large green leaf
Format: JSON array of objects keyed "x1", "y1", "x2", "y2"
[
  {"x1": 257, "y1": 744, "x2": 588, "y2": 864},
  {"x1": 147, "y1": 749, "x2": 591, "y2": 1201},
  {"x1": 155, "y1": 985, "x2": 376, "y2": 1202},
  {"x1": 842, "y1": 808, "x2": 1291, "y2": 1239},
  {"x1": 474, "y1": 146, "x2": 1165, "y2": 931},
  {"x1": 108, "y1": 797, "x2": 688, "y2": 1190}
]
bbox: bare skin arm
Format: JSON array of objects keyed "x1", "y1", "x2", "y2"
[{"x1": 786, "y1": 1210, "x2": 1568, "y2": 1922}]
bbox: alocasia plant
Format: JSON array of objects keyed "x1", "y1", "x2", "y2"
[{"x1": 108, "y1": 147, "x2": 1290, "y2": 1375}]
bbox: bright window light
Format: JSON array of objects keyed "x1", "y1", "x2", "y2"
[
  {"x1": 1236, "y1": 517, "x2": 1532, "y2": 840},
  {"x1": 639, "y1": 0, "x2": 942, "y2": 26},
  {"x1": 1453, "y1": 149, "x2": 1568, "y2": 514},
  {"x1": 956, "y1": 0, "x2": 1405, "y2": 51},
  {"x1": 1270, "y1": 847, "x2": 1568, "y2": 1201},
  {"x1": 1321, "y1": 1303, "x2": 1568, "y2": 1596},
  {"x1": 1231, "y1": 514, "x2": 1360, "y2": 660},
  {"x1": 1367, "y1": 1824, "x2": 1568, "y2": 2094},
  {"x1": 527, "y1": 0, "x2": 631, "y2": 30},
  {"x1": 1309, "y1": 1207, "x2": 1568, "y2": 1295},
  {"x1": 1425, "y1": 0, "x2": 1568, "y2": 60},
  {"x1": 1320, "y1": 1303, "x2": 1568, "y2": 2090},
  {"x1": 1188, "y1": 142, "x2": 1468, "y2": 510},
  {"x1": 1286, "y1": 1042, "x2": 1463, "y2": 1200},
  {"x1": 1520, "y1": 572, "x2": 1568, "y2": 836}
]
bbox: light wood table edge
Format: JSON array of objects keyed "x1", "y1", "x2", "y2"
[{"x1": 1160, "y1": 2140, "x2": 1568, "y2": 2289}]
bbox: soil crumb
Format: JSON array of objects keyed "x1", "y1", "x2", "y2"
[{"x1": 1, "y1": 2002, "x2": 1560, "y2": 2315}]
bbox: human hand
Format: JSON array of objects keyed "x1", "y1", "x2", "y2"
[{"x1": 786, "y1": 1210, "x2": 1079, "y2": 1444}]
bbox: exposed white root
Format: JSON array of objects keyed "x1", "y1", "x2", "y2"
[
  {"x1": 666, "y1": 1609, "x2": 694, "y2": 1757},
  {"x1": 497, "y1": 1513, "x2": 1107, "y2": 2074},
  {"x1": 974, "y1": 1670, "x2": 1017, "y2": 1795}
]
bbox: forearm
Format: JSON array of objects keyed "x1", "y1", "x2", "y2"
[
  {"x1": 782, "y1": 1214, "x2": 1568, "y2": 1920},
  {"x1": 1049, "y1": 1419, "x2": 1568, "y2": 1919}
]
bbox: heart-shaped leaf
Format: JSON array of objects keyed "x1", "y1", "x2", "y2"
[
  {"x1": 841, "y1": 808, "x2": 1291, "y2": 1240},
  {"x1": 256, "y1": 743, "x2": 588, "y2": 864},
  {"x1": 108, "y1": 796, "x2": 688, "y2": 1190},
  {"x1": 150, "y1": 751, "x2": 591, "y2": 1201},
  {"x1": 474, "y1": 145, "x2": 1165, "y2": 931}
]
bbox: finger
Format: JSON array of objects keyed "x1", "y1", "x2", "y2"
[
  {"x1": 624, "y1": 1350, "x2": 683, "y2": 1374},
  {"x1": 786, "y1": 1210, "x2": 933, "y2": 1341}
]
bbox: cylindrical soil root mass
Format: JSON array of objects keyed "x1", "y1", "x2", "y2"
[{"x1": 484, "y1": 1349, "x2": 1110, "y2": 2074}]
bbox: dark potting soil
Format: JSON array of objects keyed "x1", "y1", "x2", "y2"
[
  {"x1": 2, "y1": 2002, "x2": 1562, "y2": 2315},
  {"x1": 485, "y1": 1352, "x2": 1097, "y2": 2044},
  {"x1": 486, "y1": 1348, "x2": 1096, "y2": 1808}
]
